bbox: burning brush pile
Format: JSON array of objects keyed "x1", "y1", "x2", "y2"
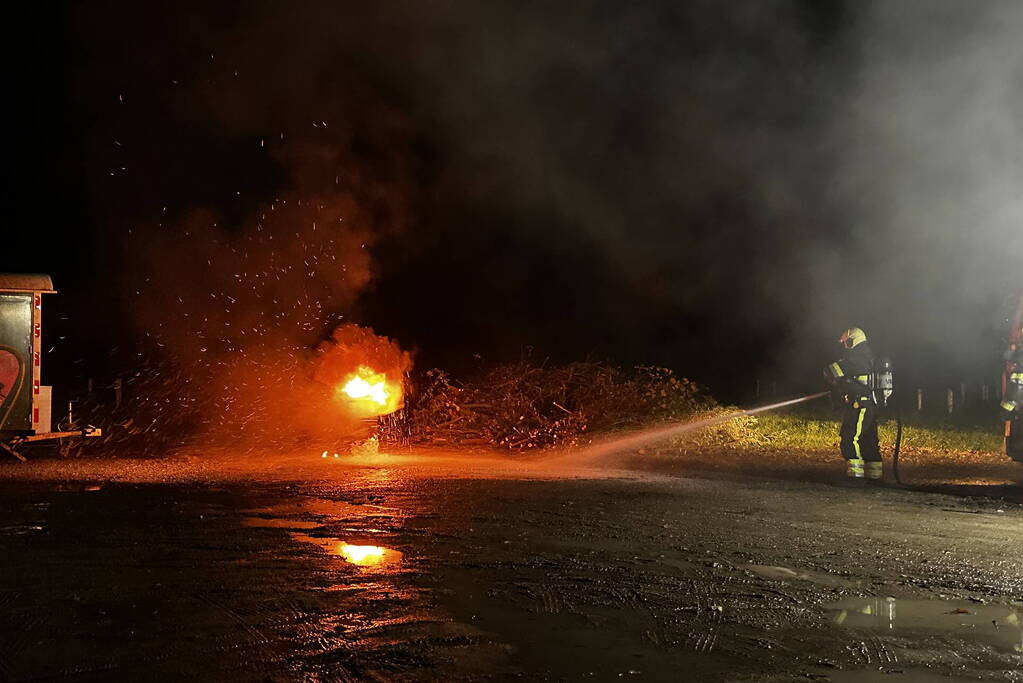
[
  {"x1": 380, "y1": 362, "x2": 716, "y2": 450},
  {"x1": 74, "y1": 339, "x2": 721, "y2": 457},
  {"x1": 76, "y1": 324, "x2": 412, "y2": 456},
  {"x1": 71, "y1": 312, "x2": 718, "y2": 457}
]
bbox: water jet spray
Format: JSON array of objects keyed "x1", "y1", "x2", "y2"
[
  {"x1": 569, "y1": 391, "x2": 831, "y2": 463},
  {"x1": 569, "y1": 388, "x2": 908, "y2": 486}
]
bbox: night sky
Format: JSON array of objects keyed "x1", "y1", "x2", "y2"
[{"x1": 5, "y1": 1, "x2": 1021, "y2": 402}]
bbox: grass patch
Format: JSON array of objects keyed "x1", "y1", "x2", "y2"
[{"x1": 736, "y1": 409, "x2": 1004, "y2": 455}]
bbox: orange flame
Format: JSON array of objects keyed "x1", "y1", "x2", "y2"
[
  {"x1": 336, "y1": 365, "x2": 402, "y2": 417},
  {"x1": 314, "y1": 324, "x2": 411, "y2": 421}
]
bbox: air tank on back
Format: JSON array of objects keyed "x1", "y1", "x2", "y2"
[{"x1": 872, "y1": 357, "x2": 894, "y2": 408}]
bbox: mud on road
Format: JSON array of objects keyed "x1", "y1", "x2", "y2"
[{"x1": 0, "y1": 451, "x2": 1021, "y2": 681}]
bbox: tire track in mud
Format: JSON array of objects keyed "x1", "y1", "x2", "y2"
[
  {"x1": 844, "y1": 635, "x2": 899, "y2": 667},
  {"x1": 681, "y1": 578, "x2": 723, "y2": 654},
  {"x1": 193, "y1": 592, "x2": 271, "y2": 645}
]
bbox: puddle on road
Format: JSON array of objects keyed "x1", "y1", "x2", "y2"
[
  {"x1": 826, "y1": 596, "x2": 1023, "y2": 653},
  {"x1": 242, "y1": 517, "x2": 322, "y2": 529},
  {"x1": 53, "y1": 484, "x2": 102, "y2": 492},
  {"x1": 745, "y1": 564, "x2": 850, "y2": 587},
  {"x1": 0, "y1": 523, "x2": 46, "y2": 536},
  {"x1": 244, "y1": 497, "x2": 395, "y2": 519},
  {"x1": 2, "y1": 501, "x2": 50, "y2": 536},
  {"x1": 242, "y1": 497, "x2": 403, "y2": 533},
  {"x1": 240, "y1": 498, "x2": 404, "y2": 569},
  {"x1": 747, "y1": 565, "x2": 804, "y2": 580},
  {"x1": 289, "y1": 532, "x2": 403, "y2": 568}
]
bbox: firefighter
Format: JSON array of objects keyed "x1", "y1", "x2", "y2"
[
  {"x1": 824, "y1": 327, "x2": 882, "y2": 482},
  {"x1": 1000, "y1": 342, "x2": 1023, "y2": 422}
]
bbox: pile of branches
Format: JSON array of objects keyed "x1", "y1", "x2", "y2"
[{"x1": 379, "y1": 361, "x2": 716, "y2": 450}]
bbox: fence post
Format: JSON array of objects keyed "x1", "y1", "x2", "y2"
[
  {"x1": 917, "y1": 388, "x2": 923, "y2": 412},
  {"x1": 946, "y1": 388, "x2": 954, "y2": 414},
  {"x1": 982, "y1": 384, "x2": 990, "y2": 402}
]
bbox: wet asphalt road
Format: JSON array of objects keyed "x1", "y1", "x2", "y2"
[{"x1": 1, "y1": 453, "x2": 1021, "y2": 682}]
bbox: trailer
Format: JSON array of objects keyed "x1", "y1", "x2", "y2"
[{"x1": 0, "y1": 273, "x2": 100, "y2": 461}]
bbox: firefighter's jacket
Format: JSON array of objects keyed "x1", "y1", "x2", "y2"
[
  {"x1": 1001, "y1": 347, "x2": 1023, "y2": 417},
  {"x1": 825, "y1": 342, "x2": 875, "y2": 404}
]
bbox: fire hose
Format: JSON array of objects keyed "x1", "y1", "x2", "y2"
[{"x1": 888, "y1": 397, "x2": 905, "y2": 486}]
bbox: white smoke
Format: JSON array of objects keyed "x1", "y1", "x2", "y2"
[{"x1": 811, "y1": 0, "x2": 1023, "y2": 379}]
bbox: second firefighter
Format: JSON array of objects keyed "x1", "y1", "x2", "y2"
[{"x1": 1001, "y1": 332, "x2": 1023, "y2": 462}]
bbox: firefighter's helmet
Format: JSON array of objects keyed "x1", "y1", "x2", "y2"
[{"x1": 839, "y1": 327, "x2": 867, "y2": 349}]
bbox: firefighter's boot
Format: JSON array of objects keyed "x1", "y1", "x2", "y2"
[
  {"x1": 865, "y1": 461, "x2": 883, "y2": 482},
  {"x1": 845, "y1": 458, "x2": 865, "y2": 479}
]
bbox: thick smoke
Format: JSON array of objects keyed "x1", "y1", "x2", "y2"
[
  {"x1": 75, "y1": 0, "x2": 1021, "y2": 414},
  {"x1": 807, "y1": 0, "x2": 1023, "y2": 386},
  {"x1": 368, "y1": 0, "x2": 859, "y2": 384},
  {"x1": 385, "y1": 0, "x2": 1022, "y2": 391}
]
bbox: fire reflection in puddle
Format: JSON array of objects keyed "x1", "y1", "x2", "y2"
[
  {"x1": 289, "y1": 532, "x2": 403, "y2": 567},
  {"x1": 339, "y1": 543, "x2": 389, "y2": 566},
  {"x1": 241, "y1": 497, "x2": 405, "y2": 569}
]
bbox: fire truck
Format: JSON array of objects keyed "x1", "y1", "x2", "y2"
[{"x1": 0, "y1": 273, "x2": 100, "y2": 460}]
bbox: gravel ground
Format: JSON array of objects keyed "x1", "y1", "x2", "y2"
[{"x1": 0, "y1": 446, "x2": 1021, "y2": 681}]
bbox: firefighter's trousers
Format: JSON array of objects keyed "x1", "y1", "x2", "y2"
[{"x1": 840, "y1": 400, "x2": 880, "y2": 478}]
